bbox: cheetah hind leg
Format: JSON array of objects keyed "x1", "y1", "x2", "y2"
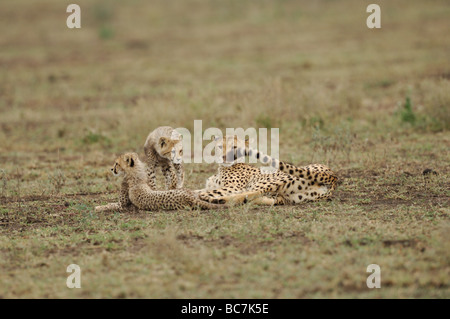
[
  {"x1": 206, "y1": 190, "x2": 264, "y2": 205},
  {"x1": 282, "y1": 182, "x2": 334, "y2": 204},
  {"x1": 250, "y1": 196, "x2": 278, "y2": 205},
  {"x1": 161, "y1": 163, "x2": 178, "y2": 190},
  {"x1": 196, "y1": 186, "x2": 245, "y2": 201},
  {"x1": 222, "y1": 193, "x2": 292, "y2": 206}
]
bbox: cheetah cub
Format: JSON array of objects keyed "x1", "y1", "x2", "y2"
[
  {"x1": 144, "y1": 126, "x2": 184, "y2": 189},
  {"x1": 95, "y1": 153, "x2": 231, "y2": 212}
]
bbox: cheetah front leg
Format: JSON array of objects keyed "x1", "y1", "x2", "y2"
[
  {"x1": 161, "y1": 162, "x2": 178, "y2": 190},
  {"x1": 145, "y1": 162, "x2": 158, "y2": 190},
  {"x1": 118, "y1": 179, "x2": 137, "y2": 210},
  {"x1": 173, "y1": 162, "x2": 184, "y2": 188}
]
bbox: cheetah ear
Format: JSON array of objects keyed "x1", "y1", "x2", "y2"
[
  {"x1": 125, "y1": 154, "x2": 135, "y2": 167},
  {"x1": 159, "y1": 137, "x2": 168, "y2": 148},
  {"x1": 172, "y1": 130, "x2": 182, "y2": 141}
]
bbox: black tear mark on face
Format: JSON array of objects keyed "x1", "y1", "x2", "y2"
[
  {"x1": 225, "y1": 150, "x2": 235, "y2": 163},
  {"x1": 160, "y1": 137, "x2": 167, "y2": 148},
  {"x1": 129, "y1": 157, "x2": 134, "y2": 167},
  {"x1": 237, "y1": 148, "x2": 244, "y2": 158}
]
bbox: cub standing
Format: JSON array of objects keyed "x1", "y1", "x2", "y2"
[{"x1": 144, "y1": 126, "x2": 184, "y2": 189}]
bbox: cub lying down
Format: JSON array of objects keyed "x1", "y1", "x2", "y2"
[{"x1": 95, "y1": 153, "x2": 255, "y2": 212}]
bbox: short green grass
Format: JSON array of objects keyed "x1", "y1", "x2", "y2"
[{"x1": 0, "y1": 0, "x2": 449, "y2": 298}]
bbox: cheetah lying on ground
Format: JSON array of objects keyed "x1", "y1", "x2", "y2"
[
  {"x1": 95, "y1": 153, "x2": 259, "y2": 213},
  {"x1": 197, "y1": 136, "x2": 338, "y2": 205},
  {"x1": 144, "y1": 126, "x2": 184, "y2": 189},
  {"x1": 219, "y1": 135, "x2": 337, "y2": 185}
]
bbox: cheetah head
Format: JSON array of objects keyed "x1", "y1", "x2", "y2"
[
  {"x1": 158, "y1": 136, "x2": 183, "y2": 164},
  {"x1": 111, "y1": 152, "x2": 139, "y2": 176},
  {"x1": 214, "y1": 135, "x2": 251, "y2": 164}
]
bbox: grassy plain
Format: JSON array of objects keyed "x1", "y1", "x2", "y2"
[{"x1": 0, "y1": 0, "x2": 449, "y2": 298}]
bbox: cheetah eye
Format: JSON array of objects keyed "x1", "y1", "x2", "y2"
[{"x1": 179, "y1": 150, "x2": 183, "y2": 155}]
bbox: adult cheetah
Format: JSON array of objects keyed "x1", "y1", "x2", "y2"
[{"x1": 197, "y1": 136, "x2": 338, "y2": 205}]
